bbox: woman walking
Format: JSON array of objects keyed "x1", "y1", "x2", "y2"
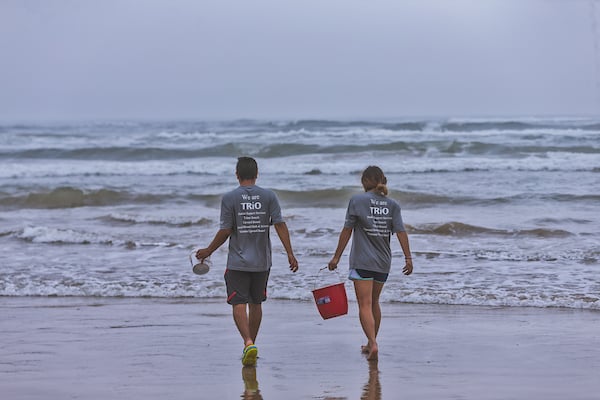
[{"x1": 328, "y1": 166, "x2": 413, "y2": 360}]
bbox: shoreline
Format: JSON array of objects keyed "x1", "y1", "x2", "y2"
[{"x1": 1, "y1": 297, "x2": 599, "y2": 399}]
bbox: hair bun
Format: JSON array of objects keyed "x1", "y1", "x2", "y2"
[{"x1": 375, "y1": 183, "x2": 388, "y2": 196}]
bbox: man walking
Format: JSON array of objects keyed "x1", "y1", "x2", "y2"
[{"x1": 195, "y1": 157, "x2": 299, "y2": 366}]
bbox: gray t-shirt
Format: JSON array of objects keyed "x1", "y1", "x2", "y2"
[
  {"x1": 220, "y1": 185, "x2": 284, "y2": 272},
  {"x1": 344, "y1": 191, "x2": 406, "y2": 274}
]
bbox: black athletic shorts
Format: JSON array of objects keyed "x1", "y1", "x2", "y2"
[
  {"x1": 349, "y1": 268, "x2": 389, "y2": 283},
  {"x1": 224, "y1": 269, "x2": 270, "y2": 305}
]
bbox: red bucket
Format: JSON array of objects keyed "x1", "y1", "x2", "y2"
[{"x1": 312, "y1": 275, "x2": 348, "y2": 320}]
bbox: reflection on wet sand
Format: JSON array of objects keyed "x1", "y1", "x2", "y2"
[
  {"x1": 242, "y1": 366, "x2": 263, "y2": 400},
  {"x1": 322, "y1": 359, "x2": 381, "y2": 400},
  {"x1": 361, "y1": 360, "x2": 381, "y2": 400}
]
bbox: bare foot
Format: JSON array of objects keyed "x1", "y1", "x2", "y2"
[
  {"x1": 367, "y1": 343, "x2": 378, "y2": 361},
  {"x1": 361, "y1": 345, "x2": 370, "y2": 354}
]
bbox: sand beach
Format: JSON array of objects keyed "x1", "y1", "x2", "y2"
[{"x1": 1, "y1": 297, "x2": 599, "y2": 400}]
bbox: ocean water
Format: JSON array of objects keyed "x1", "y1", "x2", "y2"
[{"x1": 0, "y1": 118, "x2": 599, "y2": 309}]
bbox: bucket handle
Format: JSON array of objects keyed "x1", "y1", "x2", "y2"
[
  {"x1": 313, "y1": 266, "x2": 343, "y2": 291},
  {"x1": 189, "y1": 250, "x2": 211, "y2": 266}
]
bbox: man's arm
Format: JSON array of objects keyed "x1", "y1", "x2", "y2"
[
  {"x1": 274, "y1": 222, "x2": 298, "y2": 272},
  {"x1": 195, "y1": 228, "x2": 232, "y2": 261}
]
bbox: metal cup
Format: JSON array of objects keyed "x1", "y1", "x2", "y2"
[{"x1": 190, "y1": 251, "x2": 211, "y2": 275}]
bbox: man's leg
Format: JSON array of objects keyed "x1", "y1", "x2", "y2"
[
  {"x1": 233, "y1": 303, "x2": 258, "y2": 366},
  {"x1": 232, "y1": 303, "x2": 254, "y2": 347},
  {"x1": 226, "y1": 270, "x2": 258, "y2": 366},
  {"x1": 247, "y1": 270, "x2": 268, "y2": 345},
  {"x1": 248, "y1": 303, "x2": 263, "y2": 344}
]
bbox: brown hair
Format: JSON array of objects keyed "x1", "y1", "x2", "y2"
[
  {"x1": 236, "y1": 157, "x2": 258, "y2": 180},
  {"x1": 361, "y1": 165, "x2": 388, "y2": 196}
]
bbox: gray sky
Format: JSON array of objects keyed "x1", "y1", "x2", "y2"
[{"x1": 0, "y1": 0, "x2": 598, "y2": 120}]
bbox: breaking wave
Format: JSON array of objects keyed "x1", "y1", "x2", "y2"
[{"x1": 408, "y1": 222, "x2": 573, "y2": 237}]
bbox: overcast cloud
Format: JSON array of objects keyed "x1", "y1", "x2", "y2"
[{"x1": 0, "y1": 0, "x2": 598, "y2": 120}]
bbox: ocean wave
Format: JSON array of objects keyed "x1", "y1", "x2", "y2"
[
  {"x1": 278, "y1": 189, "x2": 508, "y2": 208},
  {"x1": 0, "y1": 144, "x2": 247, "y2": 160},
  {"x1": 0, "y1": 187, "x2": 224, "y2": 210},
  {"x1": 384, "y1": 290, "x2": 600, "y2": 309},
  {"x1": 2, "y1": 185, "x2": 598, "y2": 211},
  {"x1": 100, "y1": 213, "x2": 212, "y2": 227},
  {"x1": 5, "y1": 117, "x2": 599, "y2": 134},
  {"x1": 178, "y1": 118, "x2": 600, "y2": 133},
  {"x1": 438, "y1": 120, "x2": 600, "y2": 132},
  {"x1": 0, "y1": 278, "x2": 220, "y2": 298},
  {"x1": 1, "y1": 278, "x2": 597, "y2": 309},
  {"x1": 13, "y1": 226, "x2": 181, "y2": 248},
  {"x1": 281, "y1": 189, "x2": 600, "y2": 209},
  {"x1": 275, "y1": 188, "x2": 359, "y2": 207},
  {"x1": 0, "y1": 142, "x2": 412, "y2": 160},
  {"x1": 0, "y1": 187, "x2": 358, "y2": 210},
  {"x1": 0, "y1": 187, "x2": 165, "y2": 209},
  {"x1": 539, "y1": 194, "x2": 600, "y2": 203},
  {"x1": 439, "y1": 141, "x2": 600, "y2": 156},
  {"x1": 276, "y1": 189, "x2": 478, "y2": 208},
  {"x1": 2, "y1": 139, "x2": 599, "y2": 161},
  {"x1": 405, "y1": 248, "x2": 598, "y2": 263},
  {"x1": 1, "y1": 149, "x2": 598, "y2": 182},
  {"x1": 17, "y1": 226, "x2": 118, "y2": 245},
  {"x1": 409, "y1": 222, "x2": 573, "y2": 237},
  {"x1": 8, "y1": 221, "x2": 575, "y2": 250}
]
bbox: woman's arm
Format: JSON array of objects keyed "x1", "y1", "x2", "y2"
[
  {"x1": 328, "y1": 227, "x2": 353, "y2": 270},
  {"x1": 396, "y1": 231, "x2": 413, "y2": 275}
]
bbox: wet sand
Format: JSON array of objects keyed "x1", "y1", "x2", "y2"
[{"x1": 1, "y1": 297, "x2": 599, "y2": 399}]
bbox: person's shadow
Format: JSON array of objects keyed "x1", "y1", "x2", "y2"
[
  {"x1": 360, "y1": 360, "x2": 381, "y2": 400},
  {"x1": 242, "y1": 366, "x2": 263, "y2": 400}
]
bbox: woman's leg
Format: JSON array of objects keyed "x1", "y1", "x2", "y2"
[
  {"x1": 372, "y1": 281, "x2": 384, "y2": 338},
  {"x1": 353, "y1": 279, "x2": 378, "y2": 360}
]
